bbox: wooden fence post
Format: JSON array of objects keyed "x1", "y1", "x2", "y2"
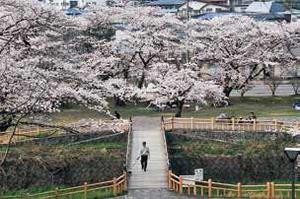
[
  {"x1": 208, "y1": 179, "x2": 212, "y2": 198},
  {"x1": 266, "y1": 182, "x2": 271, "y2": 199},
  {"x1": 113, "y1": 177, "x2": 117, "y2": 196},
  {"x1": 193, "y1": 184, "x2": 197, "y2": 196},
  {"x1": 253, "y1": 119, "x2": 256, "y2": 131},
  {"x1": 55, "y1": 187, "x2": 60, "y2": 199},
  {"x1": 271, "y1": 182, "x2": 275, "y2": 198},
  {"x1": 187, "y1": 185, "x2": 191, "y2": 195},
  {"x1": 168, "y1": 170, "x2": 172, "y2": 189},
  {"x1": 274, "y1": 120, "x2": 278, "y2": 132},
  {"x1": 171, "y1": 116, "x2": 174, "y2": 131},
  {"x1": 237, "y1": 182, "x2": 241, "y2": 198},
  {"x1": 84, "y1": 182, "x2": 88, "y2": 199},
  {"x1": 211, "y1": 117, "x2": 214, "y2": 130},
  {"x1": 124, "y1": 171, "x2": 127, "y2": 191},
  {"x1": 232, "y1": 118, "x2": 235, "y2": 131},
  {"x1": 191, "y1": 117, "x2": 194, "y2": 129},
  {"x1": 179, "y1": 176, "x2": 183, "y2": 194}
]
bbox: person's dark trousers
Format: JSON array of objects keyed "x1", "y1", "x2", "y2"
[{"x1": 141, "y1": 155, "x2": 148, "y2": 171}]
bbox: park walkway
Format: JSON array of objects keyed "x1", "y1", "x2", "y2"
[{"x1": 128, "y1": 117, "x2": 168, "y2": 189}]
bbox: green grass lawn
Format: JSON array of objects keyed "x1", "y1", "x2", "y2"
[{"x1": 47, "y1": 96, "x2": 300, "y2": 123}]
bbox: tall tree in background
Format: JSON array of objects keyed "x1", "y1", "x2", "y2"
[
  {"x1": 190, "y1": 16, "x2": 299, "y2": 97},
  {"x1": 85, "y1": 7, "x2": 187, "y2": 106}
]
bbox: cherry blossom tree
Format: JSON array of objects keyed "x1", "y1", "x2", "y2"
[
  {"x1": 0, "y1": 1, "x2": 131, "y2": 165},
  {"x1": 84, "y1": 7, "x2": 225, "y2": 115},
  {"x1": 143, "y1": 63, "x2": 224, "y2": 117},
  {"x1": 190, "y1": 16, "x2": 299, "y2": 97},
  {"x1": 88, "y1": 7, "x2": 185, "y2": 86},
  {"x1": 84, "y1": 7, "x2": 187, "y2": 107},
  {"x1": 0, "y1": 0, "x2": 113, "y2": 133},
  {"x1": 104, "y1": 78, "x2": 142, "y2": 105}
]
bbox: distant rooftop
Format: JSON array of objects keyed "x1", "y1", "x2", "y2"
[
  {"x1": 194, "y1": 12, "x2": 241, "y2": 20},
  {"x1": 194, "y1": 11, "x2": 290, "y2": 22},
  {"x1": 64, "y1": 7, "x2": 83, "y2": 15},
  {"x1": 245, "y1": 1, "x2": 286, "y2": 13},
  {"x1": 178, "y1": 1, "x2": 207, "y2": 10},
  {"x1": 146, "y1": 0, "x2": 185, "y2": 6}
]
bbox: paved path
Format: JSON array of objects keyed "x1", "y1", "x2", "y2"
[
  {"x1": 128, "y1": 117, "x2": 168, "y2": 189},
  {"x1": 111, "y1": 189, "x2": 192, "y2": 199},
  {"x1": 127, "y1": 189, "x2": 185, "y2": 198},
  {"x1": 231, "y1": 83, "x2": 296, "y2": 96}
]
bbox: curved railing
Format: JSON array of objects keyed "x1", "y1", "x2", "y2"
[
  {"x1": 161, "y1": 117, "x2": 170, "y2": 171},
  {"x1": 163, "y1": 117, "x2": 300, "y2": 134},
  {"x1": 0, "y1": 119, "x2": 131, "y2": 144},
  {"x1": 125, "y1": 117, "x2": 133, "y2": 171},
  {"x1": 3, "y1": 173, "x2": 127, "y2": 199},
  {"x1": 168, "y1": 171, "x2": 300, "y2": 199}
]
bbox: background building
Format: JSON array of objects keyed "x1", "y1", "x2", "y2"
[{"x1": 37, "y1": 0, "x2": 107, "y2": 9}]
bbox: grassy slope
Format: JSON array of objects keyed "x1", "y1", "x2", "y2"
[
  {"x1": 169, "y1": 139, "x2": 295, "y2": 157},
  {"x1": 1, "y1": 185, "x2": 114, "y2": 199},
  {"x1": 0, "y1": 140, "x2": 125, "y2": 197}
]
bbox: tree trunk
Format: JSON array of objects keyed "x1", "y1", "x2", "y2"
[
  {"x1": 266, "y1": 81, "x2": 278, "y2": 97},
  {"x1": 271, "y1": 89, "x2": 276, "y2": 97},
  {"x1": 114, "y1": 96, "x2": 126, "y2": 107},
  {"x1": 241, "y1": 90, "x2": 245, "y2": 98},
  {"x1": 175, "y1": 100, "x2": 184, "y2": 118},
  {"x1": 223, "y1": 87, "x2": 233, "y2": 98},
  {"x1": 0, "y1": 116, "x2": 13, "y2": 132},
  {"x1": 291, "y1": 80, "x2": 299, "y2": 95},
  {"x1": 138, "y1": 73, "x2": 145, "y2": 89}
]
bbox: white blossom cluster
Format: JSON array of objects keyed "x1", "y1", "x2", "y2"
[
  {"x1": 1, "y1": 0, "x2": 299, "y2": 130},
  {"x1": 189, "y1": 16, "x2": 300, "y2": 96}
]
